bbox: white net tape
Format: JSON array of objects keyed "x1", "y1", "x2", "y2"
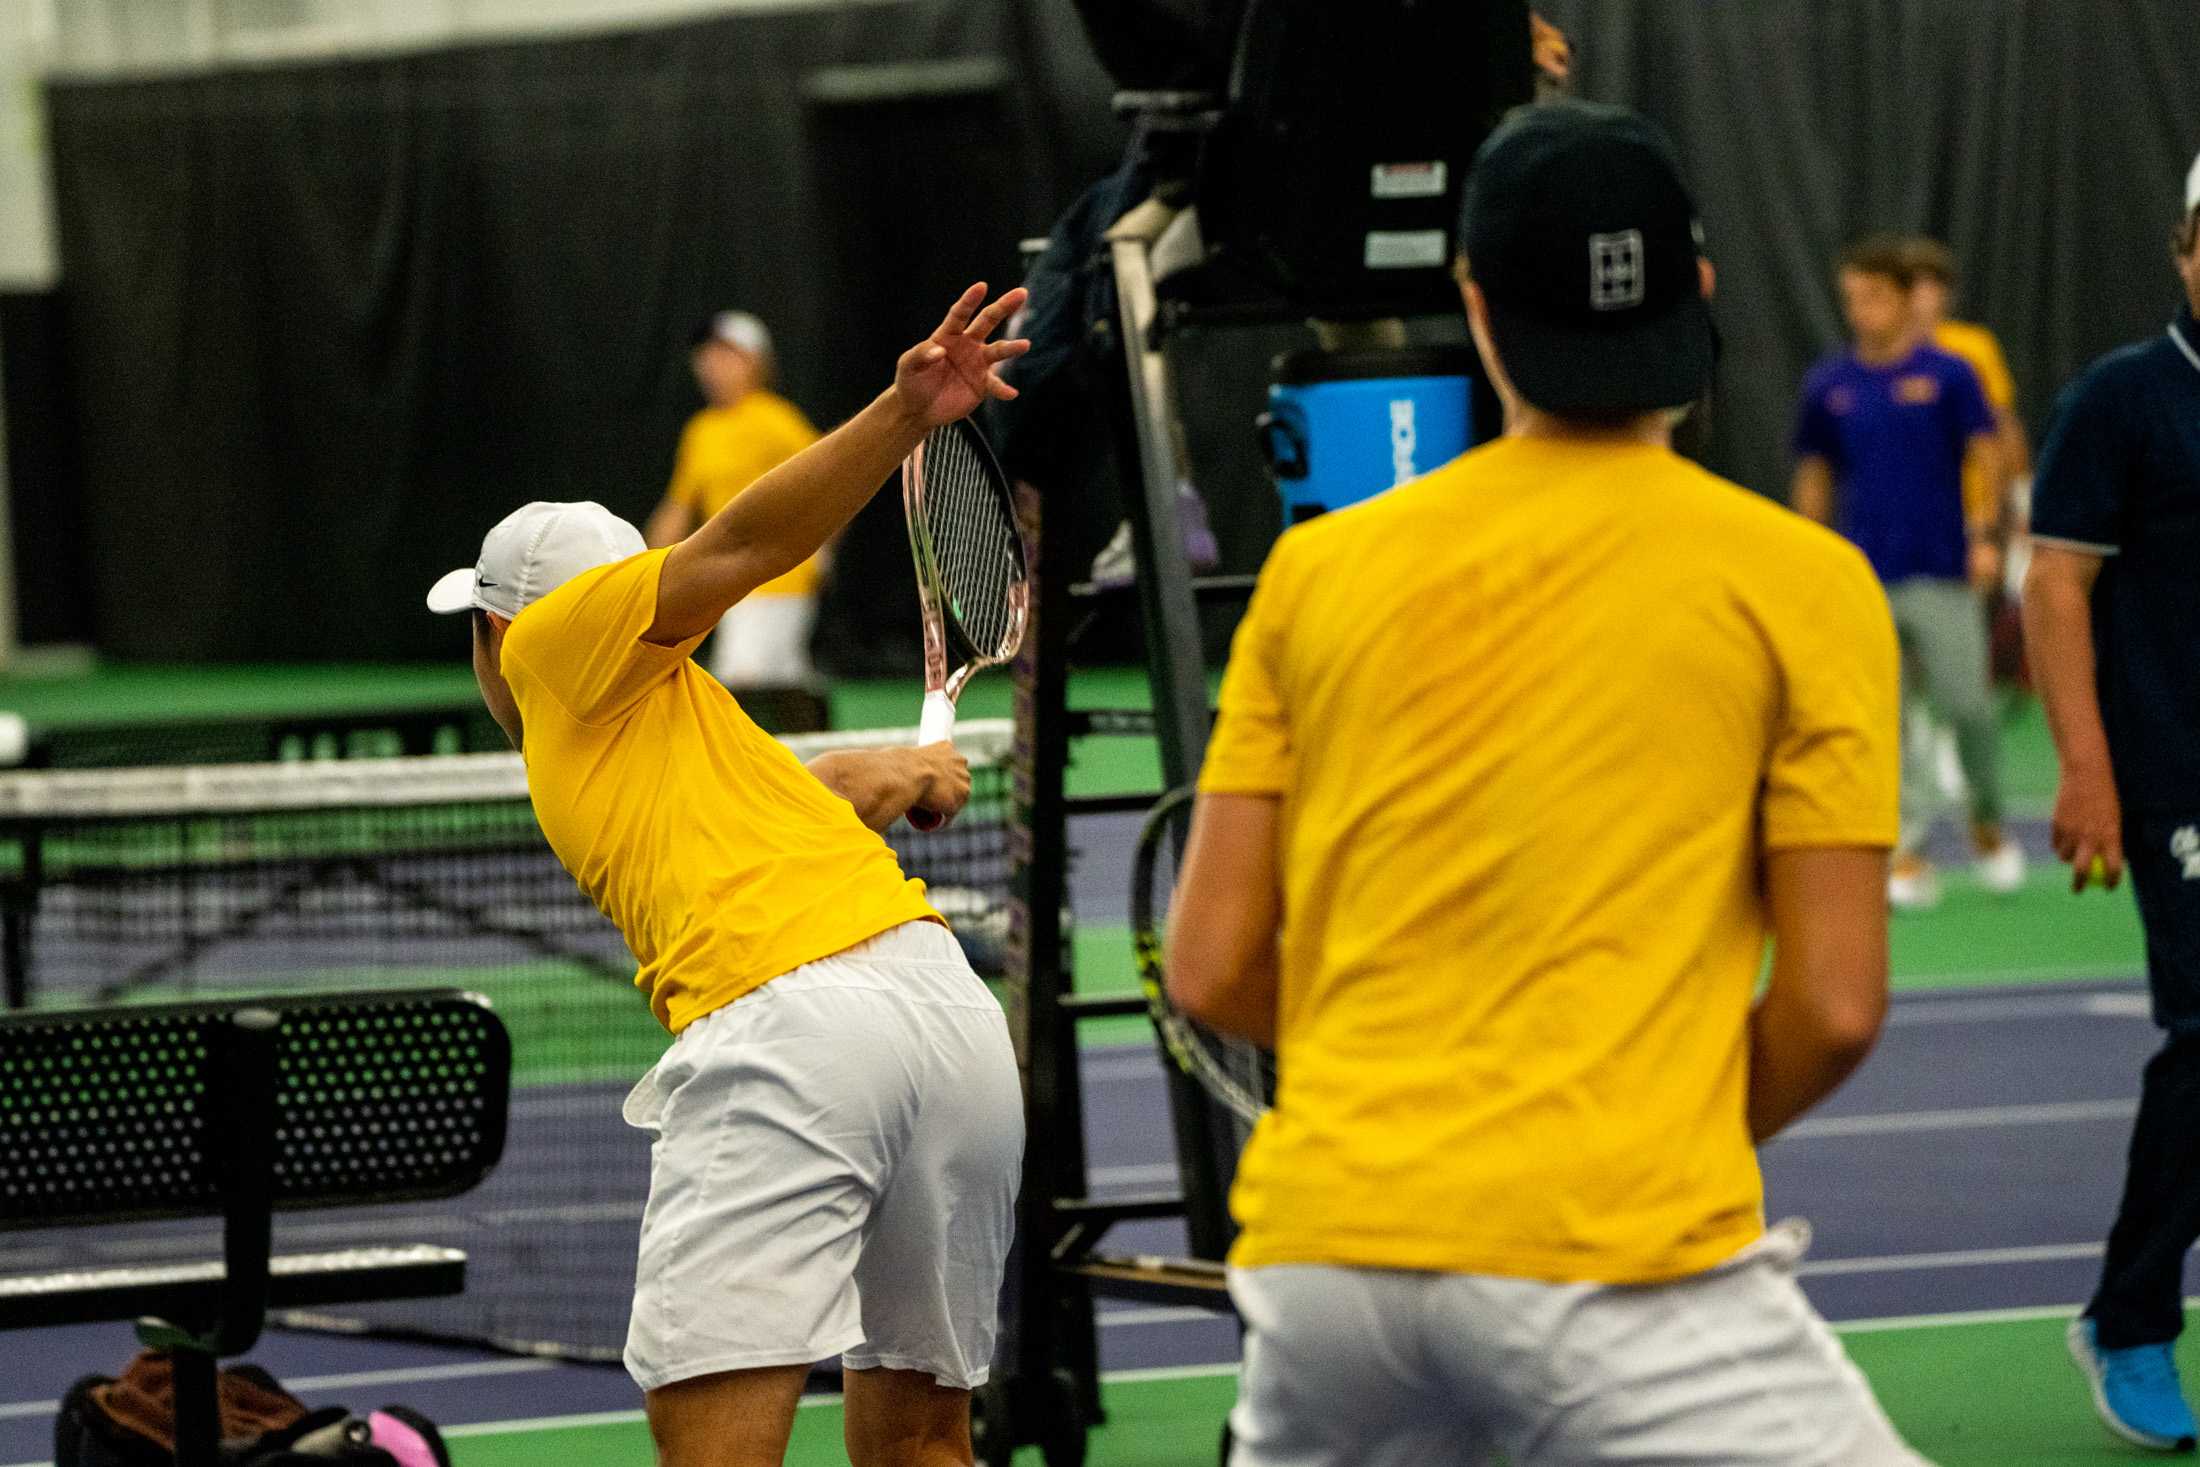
[{"x1": 0, "y1": 720, "x2": 1015, "y2": 821}]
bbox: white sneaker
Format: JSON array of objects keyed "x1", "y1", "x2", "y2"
[
  {"x1": 1088, "y1": 521, "x2": 1135, "y2": 589},
  {"x1": 1889, "y1": 863, "x2": 1943, "y2": 912},
  {"x1": 1976, "y1": 837, "x2": 2028, "y2": 895}
]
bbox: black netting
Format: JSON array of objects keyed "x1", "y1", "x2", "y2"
[{"x1": 0, "y1": 728, "x2": 1011, "y2": 1360}]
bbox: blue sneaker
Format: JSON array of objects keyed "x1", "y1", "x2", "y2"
[{"x1": 2070, "y1": 1317, "x2": 2199, "y2": 1452}]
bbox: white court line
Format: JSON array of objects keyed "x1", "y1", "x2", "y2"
[
  {"x1": 1782, "y1": 1098, "x2": 2133, "y2": 1139},
  {"x1": 1888, "y1": 987, "x2": 2148, "y2": 1025},
  {"x1": 1090, "y1": 1161, "x2": 1182, "y2": 1189},
  {"x1": 1101, "y1": 1305, "x2": 1229, "y2": 1329},
  {"x1": 1799, "y1": 1242, "x2": 2103, "y2": 1277},
  {"x1": 5, "y1": 1296, "x2": 2174, "y2": 1464}
]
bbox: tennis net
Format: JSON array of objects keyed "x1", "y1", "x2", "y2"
[{"x1": 0, "y1": 720, "x2": 1013, "y2": 1360}]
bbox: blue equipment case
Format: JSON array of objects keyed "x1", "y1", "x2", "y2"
[{"x1": 1260, "y1": 346, "x2": 1482, "y2": 521}]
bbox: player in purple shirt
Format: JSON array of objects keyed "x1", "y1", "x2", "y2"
[{"x1": 1791, "y1": 234, "x2": 2018, "y2": 911}]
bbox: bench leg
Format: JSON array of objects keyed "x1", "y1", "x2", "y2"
[{"x1": 169, "y1": 1350, "x2": 219, "y2": 1467}]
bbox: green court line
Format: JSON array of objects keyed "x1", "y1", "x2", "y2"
[{"x1": 439, "y1": 1305, "x2": 2169, "y2": 1466}]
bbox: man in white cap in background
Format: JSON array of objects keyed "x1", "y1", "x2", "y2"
[
  {"x1": 428, "y1": 283, "x2": 1030, "y2": 1467},
  {"x1": 2029, "y1": 150, "x2": 2200, "y2": 1453},
  {"x1": 645, "y1": 310, "x2": 827, "y2": 691}
]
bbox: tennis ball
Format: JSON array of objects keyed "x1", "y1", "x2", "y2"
[{"x1": 2089, "y1": 856, "x2": 2109, "y2": 886}]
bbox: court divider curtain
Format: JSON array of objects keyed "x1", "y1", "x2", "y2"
[
  {"x1": 46, "y1": 0, "x2": 2200, "y2": 661},
  {"x1": 1537, "y1": 0, "x2": 2200, "y2": 507},
  {"x1": 45, "y1": 0, "x2": 1123, "y2": 662}
]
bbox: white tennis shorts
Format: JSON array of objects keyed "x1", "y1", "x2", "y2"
[
  {"x1": 1228, "y1": 1221, "x2": 1931, "y2": 1466},
  {"x1": 621, "y1": 920, "x2": 1022, "y2": 1392},
  {"x1": 707, "y1": 593, "x2": 818, "y2": 687}
]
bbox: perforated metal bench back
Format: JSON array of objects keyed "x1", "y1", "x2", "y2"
[{"x1": 0, "y1": 991, "x2": 510, "y2": 1230}]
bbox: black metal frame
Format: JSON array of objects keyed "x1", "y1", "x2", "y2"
[
  {"x1": 984, "y1": 110, "x2": 1266, "y2": 1467},
  {"x1": 986, "y1": 84, "x2": 1509, "y2": 1466}
]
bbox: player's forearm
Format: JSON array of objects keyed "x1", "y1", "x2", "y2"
[
  {"x1": 1790, "y1": 460, "x2": 1834, "y2": 524},
  {"x1": 1999, "y1": 410, "x2": 2031, "y2": 483},
  {"x1": 2022, "y1": 568, "x2": 2115, "y2": 781},
  {"x1": 1169, "y1": 940, "x2": 1280, "y2": 1048},
  {"x1": 657, "y1": 390, "x2": 927, "y2": 635},
  {"x1": 806, "y1": 749, "x2": 924, "y2": 833},
  {"x1": 1166, "y1": 792, "x2": 1284, "y2": 1048},
  {"x1": 1961, "y1": 436, "x2": 2002, "y2": 534}
]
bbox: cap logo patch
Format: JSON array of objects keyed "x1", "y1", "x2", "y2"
[{"x1": 1589, "y1": 230, "x2": 1645, "y2": 311}]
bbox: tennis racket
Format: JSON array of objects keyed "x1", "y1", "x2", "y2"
[
  {"x1": 1132, "y1": 787, "x2": 1278, "y2": 1127},
  {"x1": 902, "y1": 416, "x2": 1029, "y2": 830}
]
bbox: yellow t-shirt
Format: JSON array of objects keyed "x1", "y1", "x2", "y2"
[
  {"x1": 1200, "y1": 436, "x2": 1899, "y2": 1285},
  {"x1": 668, "y1": 392, "x2": 823, "y2": 598},
  {"x1": 1933, "y1": 320, "x2": 2016, "y2": 411},
  {"x1": 502, "y1": 549, "x2": 939, "y2": 1032},
  {"x1": 1933, "y1": 321, "x2": 2017, "y2": 527}
]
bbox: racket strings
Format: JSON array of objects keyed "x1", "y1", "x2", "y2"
[{"x1": 917, "y1": 431, "x2": 1025, "y2": 661}]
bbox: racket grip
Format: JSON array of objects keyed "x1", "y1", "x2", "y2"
[
  {"x1": 908, "y1": 690, "x2": 957, "y2": 832},
  {"x1": 918, "y1": 689, "x2": 956, "y2": 745}
]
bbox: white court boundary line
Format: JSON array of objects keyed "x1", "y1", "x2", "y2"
[{"x1": 0, "y1": 1301, "x2": 2148, "y2": 1464}]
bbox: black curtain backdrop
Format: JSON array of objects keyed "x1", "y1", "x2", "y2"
[
  {"x1": 1537, "y1": 0, "x2": 2200, "y2": 503},
  {"x1": 44, "y1": 1, "x2": 1122, "y2": 662},
  {"x1": 2, "y1": 290, "x2": 94, "y2": 647},
  {"x1": 41, "y1": 0, "x2": 2200, "y2": 661}
]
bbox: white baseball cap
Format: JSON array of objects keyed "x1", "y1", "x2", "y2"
[
  {"x1": 426, "y1": 501, "x2": 646, "y2": 620},
  {"x1": 692, "y1": 310, "x2": 772, "y2": 358}
]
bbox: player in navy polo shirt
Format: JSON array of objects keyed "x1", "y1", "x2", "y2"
[
  {"x1": 1791, "y1": 234, "x2": 2019, "y2": 912},
  {"x1": 2027, "y1": 151, "x2": 2200, "y2": 1454}
]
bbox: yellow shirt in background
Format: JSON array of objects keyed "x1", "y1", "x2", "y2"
[
  {"x1": 1933, "y1": 320, "x2": 2017, "y2": 526},
  {"x1": 503, "y1": 549, "x2": 938, "y2": 1033},
  {"x1": 1933, "y1": 319, "x2": 2016, "y2": 412},
  {"x1": 668, "y1": 391, "x2": 823, "y2": 598},
  {"x1": 1201, "y1": 437, "x2": 1899, "y2": 1285}
]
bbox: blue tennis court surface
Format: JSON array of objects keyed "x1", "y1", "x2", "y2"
[{"x1": 0, "y1": 965, "x2": 2181, "y2": 1464}]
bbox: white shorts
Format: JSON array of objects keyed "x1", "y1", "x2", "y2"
[
  {"x1": 708, "y1": 594, "x2": 818, "y2": 687},
  {"x1": 621, "y1": 920, "x2": 1022, "y2": 1392},
  {"x1": 1228, "y1": 1221, "x2": 1930, "y2": 1466}
]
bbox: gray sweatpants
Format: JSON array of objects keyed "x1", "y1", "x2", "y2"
[{"x1": 1887, "y1": 577, "x2": 2002, "y2": 852}]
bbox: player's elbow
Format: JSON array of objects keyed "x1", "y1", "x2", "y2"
[
  {"x1": 1797, "y1": 975, "x2": 1889, "y2": 1070},
  {"x1": 1166, "y1": 920, "x2": 1250, "y2": 1030},
  {"x1": 1164, "y1": 929, "x2": 1229, "y2": 1027}
]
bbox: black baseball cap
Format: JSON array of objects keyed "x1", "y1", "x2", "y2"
[{"x1": 1459, "y1": 101, "x2": 1717, "y2": 415}]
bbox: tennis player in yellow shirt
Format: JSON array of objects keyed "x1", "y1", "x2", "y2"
[
  {"x1": 644, "y1": 311, "x2": 827, "y2": 688},
  {"x1": 427, "y1": 283, "x2": 1029, "y2": 1467},
  {"x1": 1903, "y1": 236, "x2": 2029, "y2": 519},
  {"x1": 1169, "y1": 103, "x2": 1929, "y2": 1464}
]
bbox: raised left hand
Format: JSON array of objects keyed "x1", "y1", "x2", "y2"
[{"x1": 893, "y1": 283, "x2": 1031, "y2": 429}]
